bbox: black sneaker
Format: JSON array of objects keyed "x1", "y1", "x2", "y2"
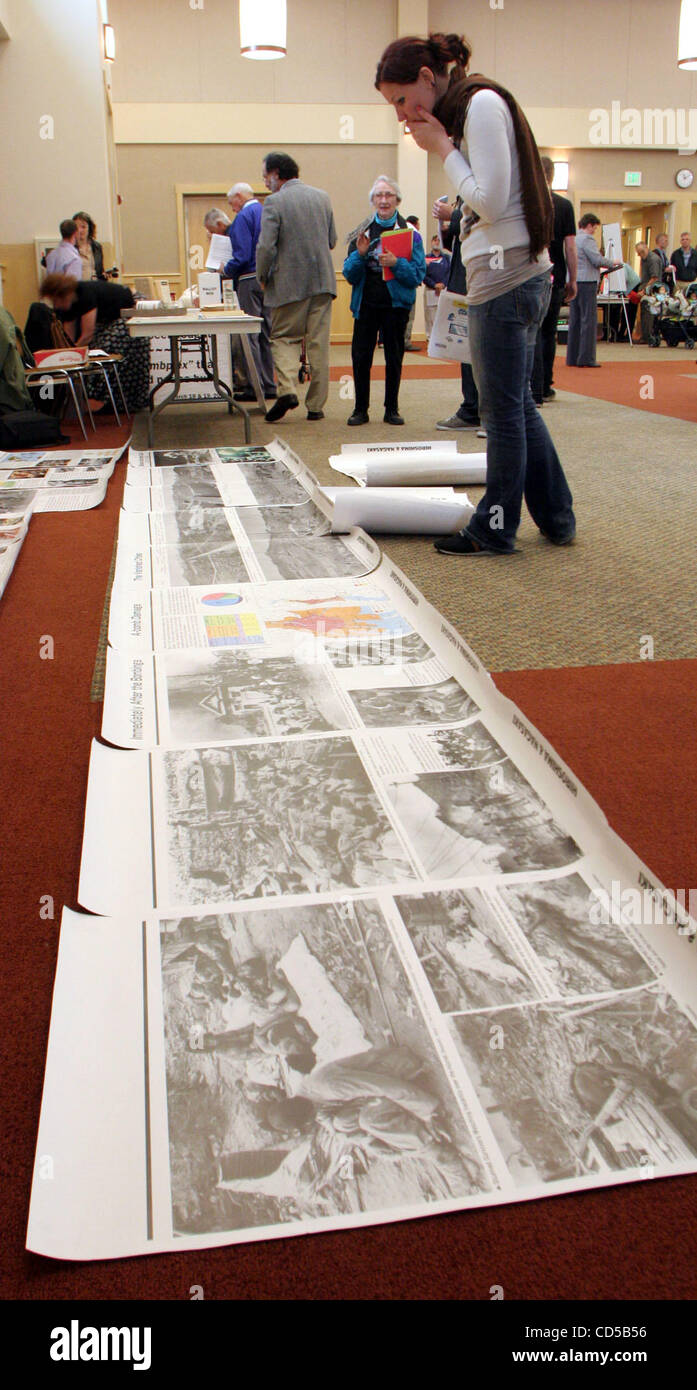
[
  {"x1": 434, "y1": 532, "x2": 506, "y2": 556},
  {"x1": 384, "y1": 410, "x2": 404, "y2": 425},
  {"x1": 347, "y1": 411, "x2": 369, "y2": 426}
]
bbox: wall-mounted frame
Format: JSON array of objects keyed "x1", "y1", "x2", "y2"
[{"x1": 34, "y1": 237, "x2": 60, "y2": 288}]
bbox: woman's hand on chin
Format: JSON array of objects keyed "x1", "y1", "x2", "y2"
[{"x1": 408, "y1": 107, "x2": 454, "y2": 159}]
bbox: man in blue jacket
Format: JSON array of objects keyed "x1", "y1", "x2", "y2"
[
  {"x1": 343, "y1": 176, "x2": 426, "y2": 425},
  {"x1": 222, "y1": 183, "x2": 276, "y2": 400}
]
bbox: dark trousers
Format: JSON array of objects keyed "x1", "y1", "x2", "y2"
[
  {"x1": 236, "y1": 274, "x2": 276, "y2": 395},
  {"x1": 351, "y1": 304, "x2": 410, "y2": 413},
  {"x1": 457, "y1": 362, "x2": 480, "y2": 420},
  {"x1": 532, "y1": 281, "x2": 566, "y2": 396},
  {"x1": 566, "y1": 282, "x2": 599, "y2": 366}
]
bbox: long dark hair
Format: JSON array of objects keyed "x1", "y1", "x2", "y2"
[
  {"x1": 375, "y1": 31, "x2": 471, "y2": 89},
  {"x1": 72, "y1": 210, "x2": 97, "y2": 241},
  {"x1": 434, "y1": 75, "x2": 553, "y2": 258}
]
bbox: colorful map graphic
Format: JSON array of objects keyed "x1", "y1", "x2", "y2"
[{"x1": 266, "y1": 595, "x2": 413, "y2": 640}]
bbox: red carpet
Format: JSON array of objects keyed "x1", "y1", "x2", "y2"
[
  {"x1": 331, "y1": 352, "x2": 697, "y2": 422},
  {"x1": 1, "y1": 420, "x2": 696, "y2": 1300},
  {"x1": 554, "y1": 358, "x2": 697, "y2": 422}
]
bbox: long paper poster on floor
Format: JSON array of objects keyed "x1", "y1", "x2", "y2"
[
  {"x1": 28, "y1": 446, "x2": 697, "y2": 1259},
  {"x1": 124, "y1": 441, "x2": 318, "y2": 511},
  {"x1": 0, "y1": 447, "x2": 125, "y2": 511},
  {"x1": 0, "y1": 447, "x2": 125, "y2": 479},
  {"x1": 102, "y1": 586, "x2": 473, "y2": 748},
  {"x1": 31, "y1": 827, "x2": 697, "y2": 1257},
  {"x1": 112, "y1": 501, "x2": 380, "y2": 590},
  {"x1": 0, "y1": 529, "x2": 26, "y2": 598}
]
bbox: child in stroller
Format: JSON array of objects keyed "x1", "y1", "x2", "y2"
[{"x1": 645, "y1": 282, "x2": 696, "y2": 348}]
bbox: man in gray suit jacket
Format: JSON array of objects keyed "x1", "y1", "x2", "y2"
[{"x1": 256, "y1": 152, "x2": 337, "y2": 421}]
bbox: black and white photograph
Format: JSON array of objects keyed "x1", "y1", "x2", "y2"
[
  {"x1": 152, "y1": 449, "x2": 217, "y2": 468},
  {"x1": 350, "y1": 677, "x2": 478, "y2": 728},
  {"x1": 159, "y1": 898, "x2": 488, "y2": 1237},
  {"x1": 387, "y1": 758, "x2": 580, "y2": 879},
  {"x1": 430, "y1": 721, "x2": 507, "y2": 769},
  {"x1": 395, "y1": 888, "x2": 539, "y2": 1011},
  {"x1": 163, "y1": 466, "x2": 229, "y2": 509},
  {"x1": 217, "y1": 450, "x2": 310, "y2": 505},
  {"x1": 162, "y1": 736, "x2": 417, "y2": 902},
  {"x1": 216, "y1": 447, "x2": 276, "y2": 463},
  {"x1": 448, "y1": 988, "x2": 697, "y2": 1186},
  {"x1": 239, "y1": 501, "x2": 332, "y2": 540},
  {"x1": 497, "y1": 875, "x2": 656, "y2": 997},
  {"x1": 160, "y1": 509, "x2": 248, "y2": 586},
  {"x1": 248, "y1": 533, "x2": 373, "y2": 583},
  {"x1": 162, "y1": 648, "x2": 351, "y2": 741}
]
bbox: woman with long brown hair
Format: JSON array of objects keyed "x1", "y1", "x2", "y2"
[{"x1": 375, "y1": 33, "x2": 576, "y2": 555}]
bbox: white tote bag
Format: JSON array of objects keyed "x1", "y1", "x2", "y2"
[{"x1": 427, "y1": 289, "x2": 471, "y2": 362}]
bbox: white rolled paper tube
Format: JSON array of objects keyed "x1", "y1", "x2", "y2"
[
  {"x1": 363, "y1": 452, "x2": 487, "y2": 486},
  {"x1": 330, "y1": 489, "x2": 474, "y2": 535},
  {"x1": 340, "y1": 438, "x2": 457, "y2": 454}
]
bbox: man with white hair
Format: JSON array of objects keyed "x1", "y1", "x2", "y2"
[
  {"x1": 215, "y1": 183, "x2": 277, "y2": 400},
  {"x1": 204, "y1": 206, "x2": 258, "y2": 398}
]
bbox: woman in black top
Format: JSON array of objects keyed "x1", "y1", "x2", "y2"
[{"x1": 38, "y1": 273, "x2": 148, "y2": 412}]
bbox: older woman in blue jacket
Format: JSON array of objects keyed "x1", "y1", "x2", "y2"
[{"x1": 343, "y1": 175, "x2": 426, "y2": 425}]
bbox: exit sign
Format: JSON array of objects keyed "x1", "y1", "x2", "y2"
[{"x1": 624, "y1": 171, "x2": 642, "y2": 186}]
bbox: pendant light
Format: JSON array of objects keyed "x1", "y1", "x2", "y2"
[
  {"x1": 240, "y1": 0, "x2": 287, "y2": 61},
  {"x1": 678, "y1": 0, "x2": 697, "y2": 69}
]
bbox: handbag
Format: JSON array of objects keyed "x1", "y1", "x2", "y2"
[{"x1": 427, "y1": 289, "x2": 471, "y2": 362}]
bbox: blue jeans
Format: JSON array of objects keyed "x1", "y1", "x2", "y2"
[{"x1": 466, "y1": 273, "x2": 575, "y2": 552}]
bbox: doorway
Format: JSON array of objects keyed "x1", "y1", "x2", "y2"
[{"x1": 178, "y1": 187, "x2": 268, "y2": 288}]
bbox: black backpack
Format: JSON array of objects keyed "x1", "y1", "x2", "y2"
[{"x1": 0, "y1": 410, "x2": 69, "y2": 449}]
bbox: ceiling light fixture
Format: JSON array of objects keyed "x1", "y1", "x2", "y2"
[
  {"x1": 240, "y1": 0, "x2": 287, "y2": 61},
  {"x1": 678, "y1": 0, "x2": 697, "y2": 68}
]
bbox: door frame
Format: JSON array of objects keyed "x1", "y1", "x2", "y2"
[{"x1": 175, "y1": 183, "x2": 268, "y2": 288}]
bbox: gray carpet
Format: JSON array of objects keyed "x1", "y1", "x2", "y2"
[{"x1": 129, "y1": 370, "x2": 697, "y2": 671}]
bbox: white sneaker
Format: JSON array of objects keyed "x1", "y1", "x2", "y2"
[{"x1": 476, "y1": 429, "x2": 487, "y2": 438}]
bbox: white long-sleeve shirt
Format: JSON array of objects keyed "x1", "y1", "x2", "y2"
[{"x1": 443, "y1": 89, "x2": 542, "y2": 264}]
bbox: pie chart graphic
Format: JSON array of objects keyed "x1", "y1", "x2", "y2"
[{"x1": 201, "y1": 592, "x2": 243, "y2": 607}]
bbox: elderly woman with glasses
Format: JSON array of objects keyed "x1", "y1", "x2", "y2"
[{"x1": 343, "y1": 175, "x2": 426, "y2": 426}]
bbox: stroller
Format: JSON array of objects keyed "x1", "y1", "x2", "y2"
[
  {"x1": 646, "y1": 285, "x2": 694, "y2": 348},
  {"x1": 657, "y1": 283, "x2": 697, "y2": 348}
]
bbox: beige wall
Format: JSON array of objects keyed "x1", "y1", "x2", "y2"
[
  {"x1": 0, "y1": 0, "x2": 114, "y2": 245},
  {"x1": 430, "y1": 0, "x2": 697, "y2": 111},
  {"x1": 116, "y1": 143, "x2": 397, "y2": 275},
  {"x1": 108, "y1": 0, "x2": 395, "y2": 105},
  {"x1": 0, "y1": 0, "x2": 119, "y2": 322}
]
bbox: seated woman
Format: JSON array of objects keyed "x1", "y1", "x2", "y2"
[
  {"x1": 38, "y1": 272, "x2": 149, "y2": 412},
  {"x1": 343, "y1": 175, "x2": 426, "y2": 426}
]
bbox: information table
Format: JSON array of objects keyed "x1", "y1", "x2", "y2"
[{"x1": 126, "y1": 310, "x2": 263, "y2": 445}]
